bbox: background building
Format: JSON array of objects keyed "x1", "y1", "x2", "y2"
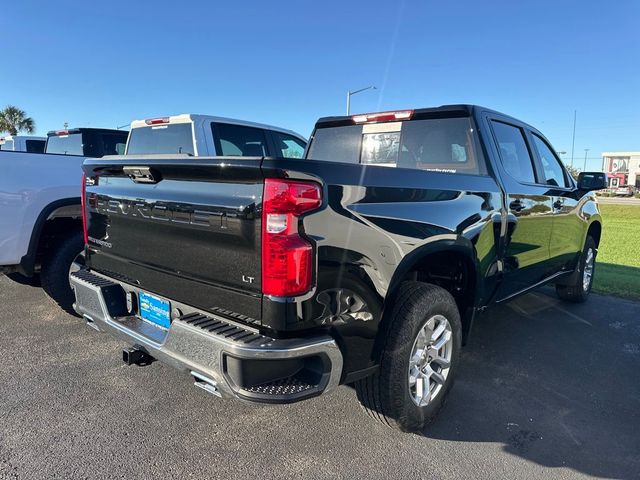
[{"x1": 601, "y1": 152, "x2": 640, "y2": 188}]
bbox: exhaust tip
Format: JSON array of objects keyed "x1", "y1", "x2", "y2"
[
  {"x1": 191, "y1": 371, "x2": 221, "y2": 397},
  {"x1": 83, "y1": 314, "x2": 100, "y2": 332}
]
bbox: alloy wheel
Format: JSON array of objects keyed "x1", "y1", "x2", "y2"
[
  {"x1": 408, "y1": 314, "x2": 453, "y2": 407},
  {"x1": 583, "y1": 248, "x2": 594, "y2": 292}
]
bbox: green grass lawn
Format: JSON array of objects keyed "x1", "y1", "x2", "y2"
[{"x1": 593, "y1": 204, "x2": 640, "y2": 300}]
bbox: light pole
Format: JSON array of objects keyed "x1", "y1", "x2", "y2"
[
  {"x1": 570, "y1": 110, "x2": 577, "y2": 167},
  {"x1": 583, "y1": 148, "x2": 590, "y2": 172},
  {"x1": 346, "y1": 86, "x2": 376, "y2": 115},
  {"x1": 556, "y1": 151, "x2": 567, "y2": 167}
]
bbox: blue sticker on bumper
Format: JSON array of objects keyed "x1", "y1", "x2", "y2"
[{"x1": 139, "y1": 291, "x2": 171, "y2": 329}]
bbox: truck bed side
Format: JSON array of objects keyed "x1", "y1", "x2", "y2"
[
  {"x1": 0, "y1": 151, "x2": 84, "y2": 266},
  {"x1": 261, "y1": 157, "x2": 503, "y2": 375}
]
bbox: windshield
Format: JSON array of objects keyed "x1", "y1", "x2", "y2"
[
  {"x1": 126, "y1": 123, "x2": 195, "y2": 155},
  {"x1": 307, "y1": 117, "x2": 486, "y2": 174},
  {"x1": 46, "y1": 133, "x2": 84, "y2": 155}
]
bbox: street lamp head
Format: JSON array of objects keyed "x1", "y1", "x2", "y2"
[
  {"x1": 346, "y1": 85, "x2": 378, "y2": 114},
  {"x1": 349, "y1": 85, "x2": 376, "y2": 95}
]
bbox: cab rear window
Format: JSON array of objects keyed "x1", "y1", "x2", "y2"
[
  {"x1": 308, "y1": 117, "x2": 486, "y2": 175},
  {"x1": 46, "y1": 133, "x2": 83, "y2": 155},
  {"x1": 126, "y1": 123, "x2": 195, "y2": 155}
]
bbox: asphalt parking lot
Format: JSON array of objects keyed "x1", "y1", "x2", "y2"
[{"x1": 0, "y1": 275, "x2": 638, "y2": 480}]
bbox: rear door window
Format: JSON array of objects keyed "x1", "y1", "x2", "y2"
[
  {"x1": 126, "y1": 123, "x2": 195, "y2": 155},
  {"x1": 307, "y1": 117, "x2": 485, "y2": 174},
  {"x1": 530, "y1": 133, "x2": 569, "y2": 188},
  {"x1": 271, "y1": 131, "x2": 306, "y2": 158},
  {"x1": 490, "y1": 121, "x2": 536, "y2": 184},
  {"x1": 102, "y1": 134, "x2": 127, "y2": 156},
  {"x1": 212, "y1": 123, "x2": 268, "y2": 157}
]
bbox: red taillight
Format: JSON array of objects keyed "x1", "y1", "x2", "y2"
[
  {"x1": 352, "y1": 110, "x2": 414, "y2": 124},
  {"x1": 145, "y1": 117, "x2": 170, "y2": 125},
  {"x1": 81, "y1": 173, "x2": 88, "y2": 245},
  {"x1": 55, "y1": 130, "x2": 69, "y2": 136},
  {"x1": 262, "y1": 179, "x2": 322, "y2": 297}
]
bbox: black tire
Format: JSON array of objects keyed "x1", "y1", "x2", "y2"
[
  {"x1": 556, "y1": 236, "x2": 596, "y2": 303},
  {"x1": 40, "y1": 232, "x2": 85, "y2": 314},
  {"x1": 355, "y1": 281, "x2": 462, "y2": 432}
]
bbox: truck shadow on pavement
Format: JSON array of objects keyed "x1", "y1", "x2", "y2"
[
  {"x1": 421, "y1": 289, "x2": 640, "y2": 479},
  {"x1": 4, "y1": 272, "x2": 41, "y2": 287}
]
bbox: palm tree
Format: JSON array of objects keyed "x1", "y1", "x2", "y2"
[{"x1": 0, "y1": 105, "x2": 35, "y2": 136}]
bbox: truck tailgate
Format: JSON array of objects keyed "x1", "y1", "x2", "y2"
[{"x1": 82, "y1": 157, "x2": 264, "y2": 323}]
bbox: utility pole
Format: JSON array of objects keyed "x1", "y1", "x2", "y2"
[
  {"x1": 346, "y1": 86, "x2": 376, "y2": 115},
  {"x1": 583, "y1": 148, "x2": 590, "y2": 172},
  {"x1": 570, "y1": 110, "x2": 576, "y2": 167}
]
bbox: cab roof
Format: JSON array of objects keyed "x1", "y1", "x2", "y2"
[
  {"x1": 0, "y1": 135, "x2": 46, "y2": 142},
  {"x1": 315, "y1": 104, "x2": 526, "y2": 129},
  {"x1": 46, "y1": 127, "x2": 127, "y2": 137},
  {"x1": 130, "y1": 114, "x2": 306, "y2": 143}
]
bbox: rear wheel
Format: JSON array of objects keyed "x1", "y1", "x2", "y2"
[
  {"x1": 355, "y1": 282, "x2": 462, "y2": 432},
  {"x1": 41, "y1": 232, "x2": 85, "y2": 314},
  {"x1": 556, "y1": 236, "x2": 596, "y2": 303}
]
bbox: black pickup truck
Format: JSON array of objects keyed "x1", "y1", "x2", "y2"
[{"x1": 70, "y1": 105, "x2": 606, "y2": 432}]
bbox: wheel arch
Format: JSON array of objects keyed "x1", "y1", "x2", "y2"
[
  {"x1": 19, "y1": 197, "x2": 81, "y2": 276},
  {"x1": 372, "y1": 238, "x2": 481, "y2": 363},
  {"x1": 386, "y1": 238, "x2": 481, "y2": 303},
  {"x1": 587, "y1": 219, "x2": 602, "y2": 249}
]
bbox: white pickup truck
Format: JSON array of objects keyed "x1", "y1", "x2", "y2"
[
  {"x1": 1, "y1": 115, "x2": 305, "y2": 312},
  {"x1": 0, "y1": 135, "x2": 47, "y2": 153},
  {"x1": 124, "y1": 114, "x2": 307, "y2": 157},
  {"x1": 0, "y1": 128, "x2": 128, "y2": 311}
]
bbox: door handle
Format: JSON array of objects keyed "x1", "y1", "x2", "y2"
[{"x1": 509, "y1": 200, "x2": 524, "y2": 212}]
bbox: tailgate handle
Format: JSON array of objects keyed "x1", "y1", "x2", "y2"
[{"x1": 123, "y1": 166, "x2": 161, "y2": 184}]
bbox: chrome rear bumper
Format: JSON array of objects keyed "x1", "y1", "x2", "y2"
[{"x1": 70, "y1": 269, "x2": 343, "y2": 403}]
